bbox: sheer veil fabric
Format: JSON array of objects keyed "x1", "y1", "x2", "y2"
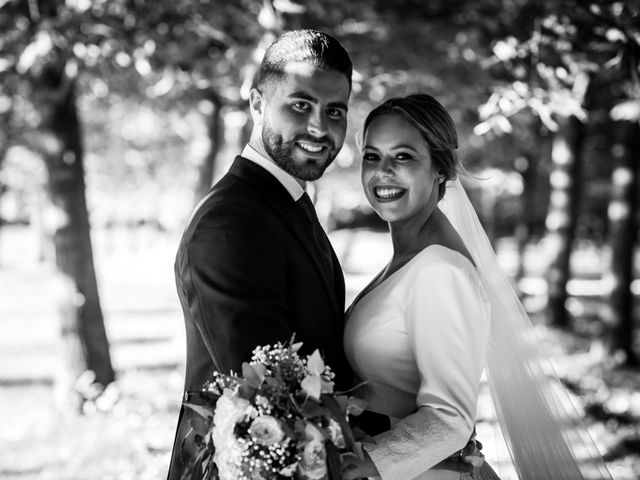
[{"x1": 439, "y1": 177, "x2": 612, "y2": 480}]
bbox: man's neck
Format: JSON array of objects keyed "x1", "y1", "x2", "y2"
[{"x1": 247, "y1": 140, "x2": 306, "y2": 189}]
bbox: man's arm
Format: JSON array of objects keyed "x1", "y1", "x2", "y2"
[{"x1": 180, "y1": 202, "x2": 291, "y2": 374}]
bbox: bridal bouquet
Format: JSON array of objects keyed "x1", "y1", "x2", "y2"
[{"x1": 180, "y1": 338, "x2": 367, "y2": 480}]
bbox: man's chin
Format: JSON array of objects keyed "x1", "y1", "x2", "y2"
[{"x1": 278, "y1": 156, "x2": 332, "y2": 181}]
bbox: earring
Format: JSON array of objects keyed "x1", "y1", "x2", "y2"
[{"x1": 438, "y1": 177, "x2": 445, "y2": 184}]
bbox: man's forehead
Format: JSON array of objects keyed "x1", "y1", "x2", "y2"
[
  {"x1": 273, "y1": 62, "x2": 350, "y2": 100},
  {"x1": 283, "y1": 61, "x2": 322, "y2": 77}
]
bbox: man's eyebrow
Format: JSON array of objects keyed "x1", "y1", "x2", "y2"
[
  {"x1": 288, "y1": 91, "x2": 317, "y2": 102},
  {"x1": 328, "y1": 101, "x2": 348, "y2": 111}
]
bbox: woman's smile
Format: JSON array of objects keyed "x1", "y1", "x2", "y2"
[{"x1": 372, "y1": 185, "x2": 407, "y2": 202}]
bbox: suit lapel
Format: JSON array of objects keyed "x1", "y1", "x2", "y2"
[{"x1": 228, "y1": 156, "x2": 342, "y2": 321}]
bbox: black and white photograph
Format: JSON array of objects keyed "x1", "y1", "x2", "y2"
[{"x1": 1, "y1": 1, "x2": 639, "y2": 479}]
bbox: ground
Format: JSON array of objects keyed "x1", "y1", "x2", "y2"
[{"x1": 0, "y1": 225, "x2": 638, "y2": 479}]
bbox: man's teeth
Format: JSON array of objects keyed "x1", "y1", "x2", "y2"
[
  {"x1": 298, "y1": 142, "x2": 323, "y2": 153},
  {"x1": 375, "y1": 187, "x2": 405, "y2": 199}
]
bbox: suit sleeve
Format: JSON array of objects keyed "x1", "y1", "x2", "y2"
[
  {"x1": 364, "y1": 260, "x2": 491, "y2": 479},
  {"x1": 179, "y1": 201, "x2": 291, "y2": 374}
]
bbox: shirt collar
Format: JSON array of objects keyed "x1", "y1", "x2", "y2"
[{"x1": 241, "y1": 145, "x2": 305, "y2": 201}]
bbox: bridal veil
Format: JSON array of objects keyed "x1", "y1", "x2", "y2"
[{"x1": 439, "y1": 177, "x2": 612, "y2": 480}]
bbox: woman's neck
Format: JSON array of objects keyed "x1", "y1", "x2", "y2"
[{"x1": 389, "y1": 204, "x2": 440, "y2": 258}]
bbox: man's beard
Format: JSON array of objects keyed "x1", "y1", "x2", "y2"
[{"x1": 262, "y1": 126, "x2": 338, "y2": 181}]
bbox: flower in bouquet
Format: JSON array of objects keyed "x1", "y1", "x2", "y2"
[
  {"x1": 298, "y1": 423, "x2": 327, "y2": 480},
  {"x1": 182, "y1": 337, "x2": 368, "y2": 480},
  {"x1": 211, "y1": 390, "x2": 257, "y2": 479},
  {"x1": 248, "y1": 415, "x2": 285, "y2": 446}
]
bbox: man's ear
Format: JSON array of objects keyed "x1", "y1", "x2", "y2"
[{"x1": 249, "y1": 88, "x2": 264, "y2": 125}]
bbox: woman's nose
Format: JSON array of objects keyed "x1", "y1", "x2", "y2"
[{"x1": 378, "y1": 157, "x2": 394, "y2": 174}]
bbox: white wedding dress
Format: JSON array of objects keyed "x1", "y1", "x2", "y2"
[{"x1": 344, "y1": 244, "x2": 493, "y2": 480}]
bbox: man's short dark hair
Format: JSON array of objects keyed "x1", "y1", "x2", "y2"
[{"x1": 257, "y1": 29, "x2": 352, "y2": 90}]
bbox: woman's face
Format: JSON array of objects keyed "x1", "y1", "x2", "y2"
[{"x1": 361, "y1": 113, "x2": 441, "y2": 224}]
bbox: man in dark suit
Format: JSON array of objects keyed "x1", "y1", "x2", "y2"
[{"x1": 167, "y1": 29, "x2": 360, "y2": 479}]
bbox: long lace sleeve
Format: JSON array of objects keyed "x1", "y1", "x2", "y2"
[{"x1": 364, "y1": 256, "x2": 491, "y2": 480}]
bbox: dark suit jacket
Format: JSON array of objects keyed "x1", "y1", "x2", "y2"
[{"x1": 167, "y1": 156, "x2": 352, "y2": 479}]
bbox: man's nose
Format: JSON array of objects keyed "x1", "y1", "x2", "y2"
[{"x1": 307, "y1": 110, "x2": 328, "y2": 137}]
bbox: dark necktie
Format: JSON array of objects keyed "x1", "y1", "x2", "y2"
[{"x1": 297, "y1": 192, "x2": 334, "y2": 271}]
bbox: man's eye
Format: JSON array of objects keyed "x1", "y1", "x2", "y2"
[
  {"x1": 292, "y1": 102, "x2": 310, "y2": 112},
  {"x1": 362, "y1": 153, "x2": 379, "y2": 162},
  {"x1": 327, "y1": 108, "x2": 345, "y2": 119}
]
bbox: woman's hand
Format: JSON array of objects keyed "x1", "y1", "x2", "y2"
[{"x1": 342, "y1": 450, "x2": 380, "y2": 479}]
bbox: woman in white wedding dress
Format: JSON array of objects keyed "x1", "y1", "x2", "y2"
[{"x1": 342, "y1": 95, "x2": 613, "y2": 480}]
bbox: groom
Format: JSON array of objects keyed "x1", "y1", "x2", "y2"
[{"x1": 167, "y1": 29, "x2": 363, "y2": 479}]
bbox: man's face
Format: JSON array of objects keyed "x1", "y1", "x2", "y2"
[{"x1": 250, "y1": 62, "x2": 350, "y2": 181}]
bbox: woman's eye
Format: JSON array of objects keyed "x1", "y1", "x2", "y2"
[
  {"x1": 396, "y1": 152, "x2": 413, "y2": 160},
  {"x1": 362, "y1": 153, "x2": 379, "y2": 162}
]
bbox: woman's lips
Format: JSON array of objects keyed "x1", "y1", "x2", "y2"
[{"x1": 373, "y1": 186, "x2": 407, "y2": 201}]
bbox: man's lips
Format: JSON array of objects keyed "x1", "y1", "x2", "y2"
[
  {"x1": 296, "y1": 141, "x2": 325, "y2": 154},
  {"x1": 294, "y1": 137, "x2": 333, "y2": 157},
  {"x1": 373, "y1": 185, "x2": 407, "y2": 201}
]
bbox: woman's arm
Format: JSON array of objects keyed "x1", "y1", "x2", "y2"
[{"x1": 364, "y1": 259, "x2": 491, "y2": 480}]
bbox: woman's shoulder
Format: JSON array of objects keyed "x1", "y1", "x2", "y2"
[
  {"x1": 404, "y1": 245, "x2": 488, "y2": 296},
  {"x1": 409, "y1": 244, "x2": 475, "y2": 273}
]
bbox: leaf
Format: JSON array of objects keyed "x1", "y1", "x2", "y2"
[
  {"x1": 301, "y1": 374, "x2": 321, "y2": 400},
  {"x1": 183, "y1": 402, "x2": 214, "y2": 420},
  {"x1": 325, "y1": 440, "x2": 343, "y2": 480},
  {"x1": 346, "y1": 396, "x2": 368, "y2": 417},
  {"x1": 320, "y1": 394, "x2": 356, "y2": 451},
  {"x1": 242, "y1": 362, "x2": 265, "y2": 389},
  {"x1": 299, "y1": 399, "x2": 327, "y2": 419},
  {"x1": 306, "y1": 350, "x2": 325, "y2": 375}
]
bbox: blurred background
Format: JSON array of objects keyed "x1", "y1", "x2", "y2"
[{"x1": 1, "y1": 0, "x2": 639, "y2": 478}]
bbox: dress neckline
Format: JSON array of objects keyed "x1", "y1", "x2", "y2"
[{"x1": 346, "y1": 244, "x2": 475, "y2": 316}]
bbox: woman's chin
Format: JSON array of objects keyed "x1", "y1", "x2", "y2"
[{"x1": 373, "y1": 208, "x2": 406, "y2": 224}]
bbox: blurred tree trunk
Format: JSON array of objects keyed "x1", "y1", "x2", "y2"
[
  {"x1": 37, "y1": 64, "x2": 114, "y2": 408},
  {"x1": 0, "y1": 107, "x2": 11, "y2": 267},
  {"x1": 0, "y1": 137, "x2": 6, "y2": 267},
  {"x1": 545, "y1": 115, "x2": 584, "y2": 329},
  {"x1": 603, "y1": 120, "x2": 640, "y2": 366},
  {"x1": 514, "y1": 153, "x2": 536, "y2": 295},
  {"x1": 193, "y1": 91, "x2": 223, "y2": 204}
]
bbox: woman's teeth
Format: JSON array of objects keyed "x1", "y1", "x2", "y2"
[{"x1": 374, "y1": 186, "x2": 406, "y2": 200}]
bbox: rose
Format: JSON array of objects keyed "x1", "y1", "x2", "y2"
[
  {"x1": 212, "y1": 389, "x2": 255, "y2": 442},
  {"x1": 248, "y1": 415, "x2": 285, "y2": 446},
  {"x1": 212, "y1": 389, "x2": 256, "y2": 480},
  {"x1": 297, "y1": 423, "x2": 327, "y2": 480}
]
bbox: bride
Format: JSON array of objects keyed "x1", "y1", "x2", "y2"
[{"x1": 342, "y1": 94, "x2": 613, "y2": 480}]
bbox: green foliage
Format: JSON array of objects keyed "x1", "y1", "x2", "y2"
[{"x1": 473, "y1": 0, "x2": 640, "y2": 134}]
